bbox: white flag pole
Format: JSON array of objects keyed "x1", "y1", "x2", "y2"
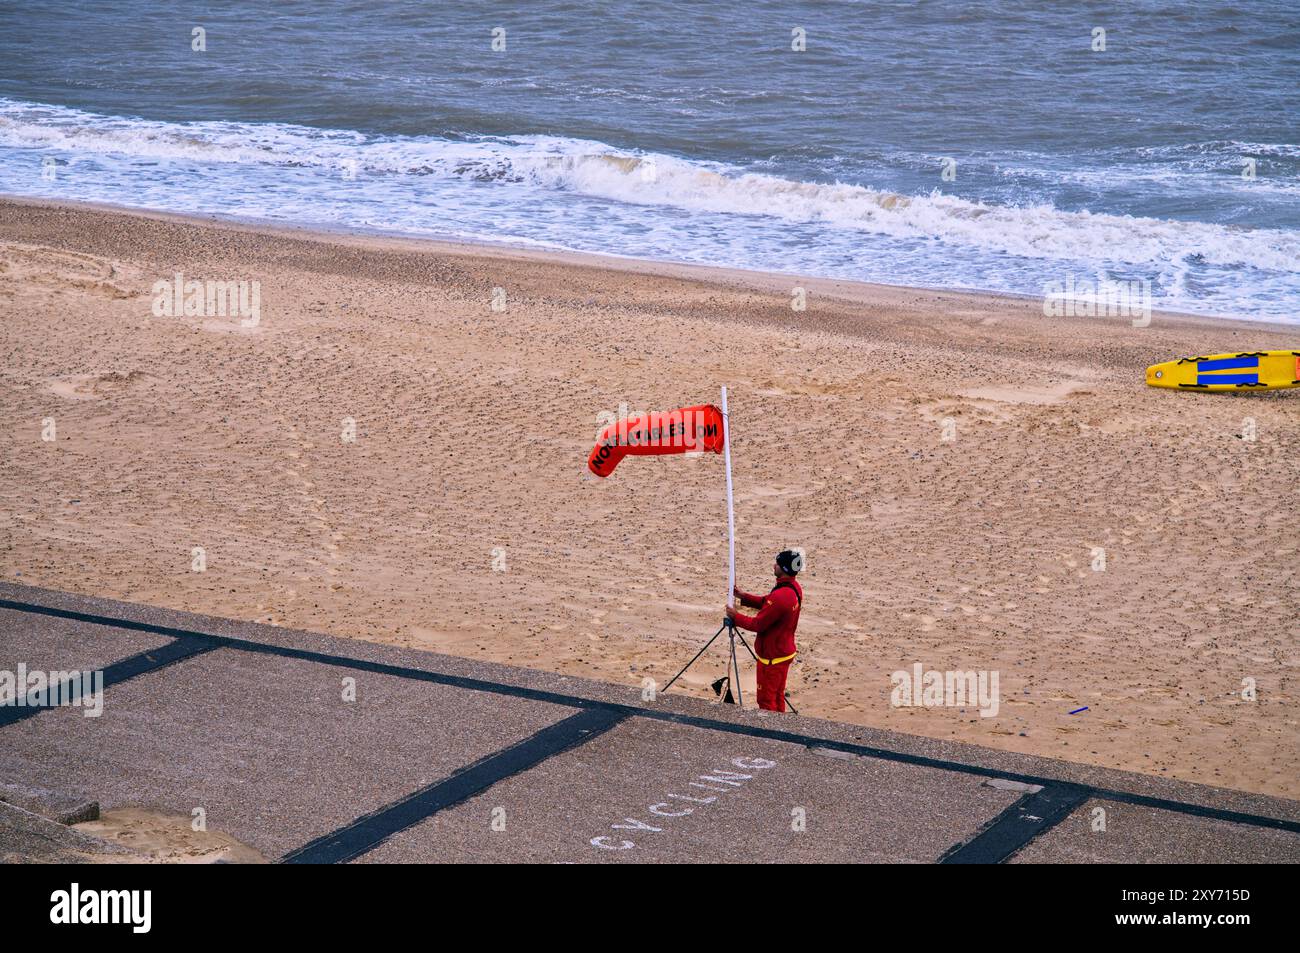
[{"x1": 721, "y1": 386, "x2": 736, "y2": 610}]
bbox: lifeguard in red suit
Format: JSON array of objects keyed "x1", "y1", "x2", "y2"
[{"x1": 725, "y1": 549, "x2": 804, "y2": 712}]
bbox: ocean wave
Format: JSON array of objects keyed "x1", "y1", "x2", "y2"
[
  {"x1": 2, "y1": 97, "x2": 1298, "y2": 283},
  {"x1": 509, "y1": 150, "x2": 1299, "y2": 272}
]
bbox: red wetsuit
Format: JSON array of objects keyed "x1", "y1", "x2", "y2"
[{"x1": 733, "y1": 578, "x2": 802, "y2": 712}]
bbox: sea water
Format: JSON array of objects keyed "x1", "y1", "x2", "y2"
[{"x1": 1, "y1": 1, "x2": 1296, "y2": 321}]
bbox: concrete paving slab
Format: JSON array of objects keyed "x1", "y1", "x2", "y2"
[
  {"x1": 0, "y1": 604, "x2": 171, "y2": 676},
  {"x1": 1011, "y1": 798, "x2": 1300, "y2": 864},
  {"x1": 359, "y1": 716, "x2": 1022, "y2": 863},
  {"x1": 0, "y1": 782, "x2": 99, "y2": 825},
  {"x1": 0, "y1": 646, "x2": 573, "y2": 858}
]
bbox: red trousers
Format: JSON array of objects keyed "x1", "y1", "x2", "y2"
[{"x1": 756, "y1": 659, "x2": 792, "y2": 712}]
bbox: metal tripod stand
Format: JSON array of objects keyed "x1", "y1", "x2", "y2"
[{"x1": 661, "y1": 617, "x2": 798, "y2": 713}]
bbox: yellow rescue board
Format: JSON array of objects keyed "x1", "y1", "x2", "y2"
[{"x1": 1146, "y1": 350, "x2": 1300, "y2": 391}]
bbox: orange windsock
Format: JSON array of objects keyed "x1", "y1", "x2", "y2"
[{"x1": 588, "y1": 404, "x2": 725, "y2": 478}]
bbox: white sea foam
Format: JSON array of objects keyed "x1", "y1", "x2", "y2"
[{"x1": 511, "y1": 149, "x2": 1299, "y2": 273}]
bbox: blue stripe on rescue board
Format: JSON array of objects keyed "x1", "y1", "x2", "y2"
[
  {"x1": 1196, "y1": 373, "x2": 1259, "y2": 385},
  {"x1": 1196, "y1": 356, "x2": 1259, "y2": 372}
]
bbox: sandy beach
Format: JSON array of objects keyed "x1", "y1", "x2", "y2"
[{"x1": 1, "y1": 196, "x2": 1296, "y2": 798}]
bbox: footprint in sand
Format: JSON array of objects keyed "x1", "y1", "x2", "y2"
[
  {"x1": 959, "y1": 381, "x2": 1092, "y2": 406},
  {"x1": 0, "y1": 243, "x2": 142, "y2": 300},
  {"x1": 48, "y1": 370, "x2": 156, "y2": 400},
  {"x1": 916, "y1": 397, "x2": 1014, "y2": 426}
]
